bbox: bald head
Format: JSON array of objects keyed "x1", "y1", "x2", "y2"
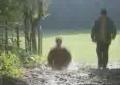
[{"x1": 56, "y1": 37, "x2": 62, "y2": 48}]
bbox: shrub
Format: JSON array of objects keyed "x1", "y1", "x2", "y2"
[{"x1": 0, "y1": 53, "x2": 23, "y2": 78}]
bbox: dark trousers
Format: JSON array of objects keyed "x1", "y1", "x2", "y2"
[{"x1": 96, "y1": 42, "x2": 110, "y2": 68}]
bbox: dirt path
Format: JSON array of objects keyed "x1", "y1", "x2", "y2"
[{"x1": 24, "y1": 63, "x2": 120, "y2": 85}]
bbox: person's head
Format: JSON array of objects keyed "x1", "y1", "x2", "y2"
[
  {"x1": 101, "y1": 9, "x2": 107, "y2": 16},
  {"x1": 56, "y1": 37, "x2": 62, "y2": 47}
]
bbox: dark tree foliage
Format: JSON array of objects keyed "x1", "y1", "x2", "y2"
[{"x1": 0, "y1": 0, "x2": 49, "y2": 54}]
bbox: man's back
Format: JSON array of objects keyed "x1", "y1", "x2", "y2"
[
  {"x1": 91, "y1": 9, "x2": 117, "y2": 69},
  {"x1": 91, "y1": 16, "x2": 116, "y2": 43},
  {"x1": 48, "y1": 47, "x2": 71, "y2": 70},
  {"x1": 48, "y1": 38, "x2": 72, "y2": 70}
]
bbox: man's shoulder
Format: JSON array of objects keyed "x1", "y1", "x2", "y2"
[
  {"x1": 50, "y1": 47, "x2": 69, "y2": 52},
  {"x1": 48, "y1": 48, "x2": 57, "y2": 56},
  {"x1": 96, "y1": 16, "x2": 113, "y2": 23},
  {"x1": 61, "y1": 47, "x2": 67, "y2": 50},
  {"x1": 50, "y1": 47, "x2": 62, "y2": 51},
  {"x1": 61, "y1": 47, "x2": 70, "y2": 53},
  {"x1": 50, "y1": 47, "x2": 57, "y2": 51}
]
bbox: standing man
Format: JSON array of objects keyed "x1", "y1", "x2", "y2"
[{"x1": 91, "y1": 9, "x2": 117, "y2": 69}]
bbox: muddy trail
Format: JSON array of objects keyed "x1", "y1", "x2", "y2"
[{"x1": 23, "y1": 63, "x2": 120, "y2": 85}]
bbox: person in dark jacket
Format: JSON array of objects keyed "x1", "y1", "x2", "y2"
[
  {"x1": 91, "y1": 9, "x2": 117, "y2": 69},
  {"x1": 48, "y1": 37, "x2": 71, "y2": 70}
]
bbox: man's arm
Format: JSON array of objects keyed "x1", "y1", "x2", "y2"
[
  {"x1": 91, "y1": 21, "x2": 97, "y2": 42},
  {"x1": 63, "y1": 48, "x2": 72, "y2": 66},
  {"x1": 47, "y1": 49, "x2": 54, "y2": 66}
]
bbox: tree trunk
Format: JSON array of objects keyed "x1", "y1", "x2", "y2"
[
  {"x1": 24, "y1": 18, "x2": 29, "y2": 52},
  {"x1": 38, "y1": 25, "x2": 42, "y2": 56},
  {"x1": 31, "y1": 23, "x2": 37, "y2": 54},
  {"x1": 24, "y1": 10, "x2": 32, "y2": 52},
  {"x1": 16, "y1": 27, "x2": 20, "y2": 48},
  {"x1": 5, "y1": 21, "x2": 8, "y2": 54}
]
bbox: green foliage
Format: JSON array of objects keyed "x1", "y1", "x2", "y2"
[
  {"x1": 0, "y1": 53, "x2": 23, "y2": 78},
  {"x1": 25, "y1": 55, "x2": 41, "y2": 67},
  {"x1": 0, "y1": 0, "x2": 49, "y2": 22},
  {"x1": 19, "y1": 51, "x2": 44, "y2": 67},
  {"x1": 0, "y1": 48, "x2": 45, "y2": 77},
  {"x1": 0, "y1": 0, "x2": 23, "y2": 22}
]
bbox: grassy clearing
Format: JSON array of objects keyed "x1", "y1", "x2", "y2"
[{"x1": 43, "y1": 33, "x2": 120, "y2": 65}]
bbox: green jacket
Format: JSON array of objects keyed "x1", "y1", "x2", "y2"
[{"x1": 91, "y1": 16, "x2": 117, "y2": 44}]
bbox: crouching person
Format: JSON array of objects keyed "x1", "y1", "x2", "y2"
[{"x1": 48, "y1": 37, "x2": 72, "y2": 70}]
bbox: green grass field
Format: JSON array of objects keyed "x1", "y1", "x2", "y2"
[{"x1": 43, "y1": 33, "x2": 120, "y2": 65}]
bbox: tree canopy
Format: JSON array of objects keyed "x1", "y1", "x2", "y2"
[
  {"x1": 0, "y1": 0, "x2": 49, "y2": 54},
  {"x1": 0, "y1": 0, "x2": 49, "y2": 23}
]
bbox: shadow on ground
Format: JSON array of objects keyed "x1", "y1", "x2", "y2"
[
  {"x1": 88, "y1": 68, "x2": 120, "y2": 85},
  {"x1": 23, "y1": 64, "x2": 120, "y2": 85},
  {"x1": 0, "y1": 75, "x2": 28, "y2": 85},
  {"x1": 1, "y1": 64, "x2": 120, "y2": 85}
]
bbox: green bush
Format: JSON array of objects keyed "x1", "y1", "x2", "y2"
[
  {"x1": 0, "y1": 53, "x2": 23, "y2": 78},
  {"x1": 20, "y1": 53, "x2": 43, "y2": 67},
  {"x1": 18, "y1": 50, "x2": 46, "y2": 67}
]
